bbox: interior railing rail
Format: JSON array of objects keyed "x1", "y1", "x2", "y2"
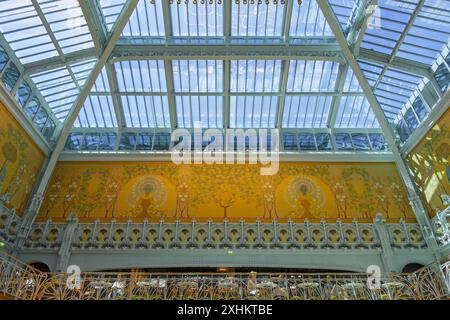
[{"x1": 0, "y1": 251, "x2": 449, "y2": 300}]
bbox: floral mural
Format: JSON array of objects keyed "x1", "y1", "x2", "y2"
[
  {"x1": 38, "y1": 161, "x2": 415, "y2": 223},
  {"x1": 0, "y1": 102, "x2": 45, "y2": 215},
  {"x1": 407, "y1": 110, "x2": 450, "y2": 216}
]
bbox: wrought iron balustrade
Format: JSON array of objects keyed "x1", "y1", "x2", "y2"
[
  {"x1": 0, "y1": 252, "x2": 449, "y2": 300},
  {"x1": 21, "y1": 217, "x2": 427, "y2": 251}
]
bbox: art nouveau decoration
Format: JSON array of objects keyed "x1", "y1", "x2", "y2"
[
  {"x1": 0, "y1": 252, "x2": 449, "y2": 300},
  {"x1": 38, "y1": 162, "x2": 415, "y2": 223},
  {"x1": 407, "y1": 111, "x2": 450, "y2": 216},
  {"x1": 0, "y1": 103, "x2": 45, "y2": 216}
]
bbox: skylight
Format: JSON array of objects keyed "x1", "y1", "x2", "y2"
[
  {"x1": 0, "y1": 0, "x2": 94, "y2": 64},
  {"x1": 171, "y1": 1, "x2": 223, "y2": 37},
  {"x1": 231, "y1": 1, "x2": 284, "y2": 37},
  {"x1": 30, "y1": 58, "x2": 97, "y2": 120},
  {"x1": 230, "y1": 60, "x2": 282, "y2": 93}
]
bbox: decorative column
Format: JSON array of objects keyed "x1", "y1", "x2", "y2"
[
  {"x1": 373, "y1": 213, "x2": 394, "y2": 272},
  {"x1": 409, "y1": 196, "x2": 440, "y2": 259},
  {"x1": 13, "y1": 192, "x2": 44, "y2": 251},
  {"x1": 55, "y1": 214, "x2": 79, "y2": 272}
]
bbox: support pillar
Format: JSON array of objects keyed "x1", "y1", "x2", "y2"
[
  {"x1": 373, "y1": 213, "x2": 395, "y2": 272},
  {"x1": 55, "y1": 214, "x2": 79, "y2": 272}
]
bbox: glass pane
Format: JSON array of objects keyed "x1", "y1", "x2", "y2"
[
  {"x1": 283, "y1": 134, "x2": 298, "y2": 151},
  {"x1": 171, "y1": 1, "x2": 223, "y2": 36},
  {"x1": 230, "y1": 60, "x2": 282, "y2": 92},
  {"x1": 153, "y1": 133, "x2": 171, "y2": 151},
  {"x1": 173, "y1": 60, "x2": 223, "y2": 93},
  {"x1": 0, "y1": 46, "x2": 9, "y2": 73},
  {"x1": 396, "y1": 118, "x2": 410, "y2": 143},
  {"x1": 123, "y1": 0, "x2": 165, "y2": 36},
  {"x1": 434, "y1": 63, "x2": 450, "y2": 92},
  {"x1": 411, "y1": 96, "x2": 428, "y2": 121},
  {"x1": 2, "y1": 62, "x2": 20, "y2": 91},
  {"x1": 65, "y1": 132, "x2": 83, "y2": 150},
  {"x1": 37, "y1": 0, "x2": 94, "y2": 54},
  {"x1": 136, "y1": 133, "x2": 153, "y2": 150},
  {"x1": 42, "y1": 118, "x2": 55, "y2": 140},
  {"x1": 119, "y1": 132, "x2": 137, "y2": 150},
  {"x1": 335, "y1": 133, "x2": 353, "y2": 150},
  {"x1": 287, "y1": 60, "x2": 339, "y2": 92},
  {"x1": 24, "y1": 98, "x2": 39, "y2": 119},
  {"x1": 298, "y1": 133, "x2": 316, "y2": 151},
  {"x1": 176, "y1": 95, "x2": 223, "y2": 129},
  {"x1": 115, "y1": 60, "x2": 167, "y2": 92},
  {"x1": 231, "y1": 2, "x2": 284, "y2": 37},
  {"x1": 403, "y1": 107, "x2": 419, "y2": 131},
  {"x1": 15, "y1": 81, "x2": 32, "y2": 106},
  {"x1": 283, "y1": 96, "x2": 332, "y2": 128},
  {"x1": 230, "y1": 96, "x2": 277, "y2": 129},
  {"x1": 33, "y1": 106, "x2": 48, "y2": 131},
  {"x1": 351, "y1": 133, "x2": 371, "y2": 151},
  {"x1": 316, "y1": 133, "x2": 332, "y2": 151},
  {"x1": 98, "y1": 133, "x2": 117, "y2": 151},
  {"x1": 369, "y1": 133, "x2": 387, "y2": 151},
  {"x1": 82, "y1": 133, "x2": 101, "y2": 151},
  {"x1": 290, "y1": 0, "x2": 333, "y2": 37}
]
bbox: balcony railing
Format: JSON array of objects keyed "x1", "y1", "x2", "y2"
[{"x1": 0, "y1": 252, "x2": 449, "y2": 300}]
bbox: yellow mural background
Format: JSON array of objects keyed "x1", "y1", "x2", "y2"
[
  {"x1": 38, "y1": 161, "x2": 415, "y2": 223},
  {"x1": 407, "y1": 109, "x2": 450, "y2": 216},
  {"x1": 0, "y1": 101, "x2": 45, "y2": 215}
]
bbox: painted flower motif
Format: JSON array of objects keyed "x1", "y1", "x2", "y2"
[
  {"x1": 68, "y1": 182, "x2": 78, "y2": 189},
  {"x1": 53, "y1": 181, "x2": 62, "y2": 189},
  {"x1": 336, "y1": 195, "x2": 346, "y2": 202},
  {"x1": 334, "y1": 183, "x2": 343, "y2": 190},
  {"x1": 65, "y1": 194, "x2": 75, "y2": 201},
  {"x1": 374, "y1": 182, "x2": 383, "y2": 190},
  {"x1": 49, "y1": 194, "x2": 57, "y2": 202},
  {"x1": 377, "y1": 195, "x2": 386, "y2": 202},
  {"x1": 178, "y1": 194, "x2": 188, "y2": 202}
]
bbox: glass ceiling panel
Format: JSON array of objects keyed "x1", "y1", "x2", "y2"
[
  {"x1": 173, "y1": 60, "x2": 223, "y2": 93},
  {"x1": 397, "y1": 1, "x2": 450, "y2": 65},
  {"x1": 91, "y1": 67, "x2": 110, "y2": 93},
  {"x1": 328, "y1": 0, "x2": 357, "y2": 30},
  {"x1": 335, "y1": 96, "x2": 380, "y2": 128},
  {"x1": 231, "y1": 1, "x2": 284, "y2": 37},
  {"x1": 36, "y1": 0, "x2": 94, "y2": 54},
  {"x1": 230, "y1": 60, "x2": 282, "y2": 93},
  {"x1": 230, "y1": 96, "x2": 277, "y2": 129},
  {"x1": 122, "y1": 0, "x2": 165, "y2": 37},
  {"x1": 343, "y1": 67, "x2": 363, "y2": 92},
  {"x1": 290, "y1": 0, "x2": 334, "y2": 37},
  {"x1": 282, "y1": 95, "x2": 332, "y2": 128},
  {"x1": 176, "y1": 95, "x2": 223, "y2": 129},
  {"x1": 99, "y1": 0, "x2": 127, "y2": 31},
  {"x1": 359, "y1": 59, "x2": 424, "y2": 121},
  {"x1": 121, "y1": 95, "x2": 170, "y2": 129},
  {"x1": 0, "y1": 0, "x2": 58, "y2": 64},
  {"x1": 115, "y1": 60, "x2": 167, "y2": 92},
  {"x1": 361, "y1": 0, "x2": 418, "y2": 56},
  {"x1": 286, "y1": 60, "x2": 339, "y2": 92},
  {"x1": 30, "y1": 58, "x2": 97, "y2": 120},
  {"x1": 74, "y1": 95, "x2": 117, "y2": 128},
  {"x1": 171, "y1": 1, "x2": 223, "y2": 37}
]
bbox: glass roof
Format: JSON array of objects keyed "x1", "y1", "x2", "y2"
[
  {"x1": 0, "y1": 0, "x2": 94, "y2": 64},
  {"x1": 0, "y1": 0, "x2": 449, "y2": 152},
  {"x1": 30, "y1": 58, "x2": 97, "y2": 120}
]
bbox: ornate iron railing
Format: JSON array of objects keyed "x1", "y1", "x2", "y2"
[
  {"x1": 0, "y1": 201, "x2": 430, "y2": 252},
  {"x1": 0, "y1": 252, "x2": 449, "y2": 300}
]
